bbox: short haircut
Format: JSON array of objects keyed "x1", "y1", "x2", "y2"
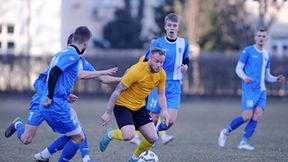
[
  {"x1": 73, "y1": 26, "x2": 92, "y2": 44},
  {"x1": 150, "y1": 48, "x2": 166, "y2": 56},
  {"x1": 67, "y1": 33, "x2": 73, "y2": 46},
  {"x1": 165, "y1": 13, "x2": 179, "y2": 23},
  {"x1": 257, "y1": 27, "x2": 266, "y2": 33}
]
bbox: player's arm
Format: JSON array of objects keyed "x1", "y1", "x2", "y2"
[
  {"x1": 265, "y1": 69, "x2": 286, "y2": 83},
  {"x1": 106, "y1": 83, "x2": 127, "y2": 114},
  {"x1": 43, "y1": 66, "x2": 63, "y2": 107},
  {"x1": 181, "y1": 58, "x2": 189, "y2": 73},
  {"x1": 78, "y1": 67, "x2": 118, "y2": 80},
  {"x1": 235, "y1": 61, "x2": 252, "y2": 83},
  {"x1": 157, "y1": 89, "x2": 169, "y2": 127},
  {"x1": 97, "y1": 75, "x2": 122, "y2": 84},
  {"x1": 181, "y1": 39, "x2": 190, "y2": 73},
  {"x1": 101, "y1": 82, "x2": 127, "y2": 126}
]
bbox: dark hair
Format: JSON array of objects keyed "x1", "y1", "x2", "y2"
[
  {"x1": 151, "y1": 48, "x2": 166, "y2": 56},
  {"x1": 73, "y1": 26, "x2": 92, "y2": 44},
  {"x1": 67, "y1": 33, "x2": 73, "y2": 46},
  {"x1": 165, "y1": 13, "x2": 179, "y2": 23},
  {"x1": 258, "y1": 27, "x2": 266, "y2": 32}
]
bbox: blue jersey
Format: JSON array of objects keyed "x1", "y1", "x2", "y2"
[
  {"x1": 78, "y1": 57, "x2": 96, "y2": 71},
  {"x1": 31, "y1": 56, "x2": 95, "y2": 110},
  {"x1": 40, "y1": 46, "x2": 80, "y2": 103},
  {"x1": 29, "y1": 69, "x2": 48, "y2": 110},
  {"x1": 239, "y1": 45, "x2": 271, "y2": 91},
  {"x1": 27, "y1": 57, "x2": 96, "y2": 126},
  {"x1": 145, "y1": 37, "x2": 190, "y2": 80}
]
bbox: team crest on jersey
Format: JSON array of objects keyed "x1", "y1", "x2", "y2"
[
  {"x1": 178, "y1": 48, "x2": 183, "y2": 53},
  {"x1": 70, "y1": 56, "x2": 75, "y2": 60}
]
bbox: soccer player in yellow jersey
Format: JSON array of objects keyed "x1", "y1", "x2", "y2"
[{"x1": 99, "y1": 48, "x2": 169, "y2": 162}]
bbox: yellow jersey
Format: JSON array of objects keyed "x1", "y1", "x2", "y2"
[{"x1": 116, "y1": 62, "x2": 166, "y2": 111}]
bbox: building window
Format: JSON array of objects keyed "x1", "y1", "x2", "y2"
[
  {"x1": 7, "y1": 42, "x2": 15, "y2": 49},
  {"x1": 272, "y1": 45, "x2": 277, "y2": 52},
  {"x1": 7, "y1": 24, "x2": 14, "y2": 34},
  {"x1": 283, "y1": 45, "x2": 288, "y2": 51},
  {"x1": 0, "y1": 24, "x2": 2, "y2": 33}
]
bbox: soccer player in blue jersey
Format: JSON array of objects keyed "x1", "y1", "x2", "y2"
[
  {"x1": 5, "y1": 26, "x2": 92, "y2": 162},
  {"x1": 33, "y1": 34, "x2": 121, "y2": 162},
  {"x1": 144, "y1": 13, "x2": 190, "y2": 139},
  {"x1": 38, "y1": 26, "x2": 92, "y2": 162},
  {"x1": 4, "y1": 32, "x2": 120, "y2": 162},
  {"x1": 218, "y1": 28, "x2": 286, "y2": 150}
]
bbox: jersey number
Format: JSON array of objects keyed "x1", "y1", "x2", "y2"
[
  {"x1": 28, "y1": 112, "x2": 34, "y2": 120},
  {"x1": 149, "y1": 98, "x2": 158, "y2": 108}
]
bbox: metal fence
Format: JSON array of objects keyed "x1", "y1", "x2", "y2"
[{"x1": 1, "y1": 50, "x2": 287, "y2": 97}]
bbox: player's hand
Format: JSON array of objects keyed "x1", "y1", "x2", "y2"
[
  {"x1": 276, "y1": 75, "x2": 285, "y2": 83},
  {"x1": 101, "y1": 112, "x2": 111, "y2": 126},
  {"x1": 103, "y1": 67, "x2": 118, "y2": 75},
  {"x1": 42, "y1": 97, "x2": 52, "y2": 107},
  {"x1": 67, "y1": 93, "x2": 79, "y2": 103},
  {"x1": 244, "y1": 77, "x2": 252, "y2": 84},
  {"x1": 161, "y1": 110, "x2": 170, "y2": 127},
  {"x1": 181, "y1": 64, "x2": 188, "y2": 73}
]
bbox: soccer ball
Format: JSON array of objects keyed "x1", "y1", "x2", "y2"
[{"x1": 138, "y1": 150, "x2": 159, "y2": 162}]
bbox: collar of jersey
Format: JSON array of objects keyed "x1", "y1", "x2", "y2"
[
  {"x1": 165, "y1": 36, "x2": 177, "y2": 44},
  {"x1": 70, "y1": 45, "x2": 81, "y2": 54}
]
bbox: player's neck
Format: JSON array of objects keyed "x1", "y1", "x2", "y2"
[
  {"x1": 254, "y1": 44, "x2": 264, "y2": 51},
  {"x1": 166, "y1": 36, "x2": 177, "y2": 42},
  {"x1": 70, "y1": 44, "x2": 81, "y2": 54}
]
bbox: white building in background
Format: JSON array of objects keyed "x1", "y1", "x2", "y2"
[
  {"x1": 0, "y1": 0, "x2": 157, "y2": 56},
  {"x1": 245, "y1": 0, "x2": 288, "y2": 57},
  {"x1": 0, "y1": 0, "x2": 62, "y2": 56}
]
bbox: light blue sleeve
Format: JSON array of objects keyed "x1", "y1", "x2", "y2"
[
  {"x1": 239, "y1": 48, "x2": 249, "y2": 64},
  {"x1": 266, "y1": 53, "x2": 271, "y2": 69},
  {"x1": 81, "y1": 57, "x2": 96, "y2": 71},
  {"x1": 56, "y1": 52, "x2": 79, "y2": 72}
]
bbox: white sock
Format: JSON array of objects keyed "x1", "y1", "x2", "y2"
[
  {"x1": 132, "y1": 154, "x2": 138, "y2": 160},
  {"x1": 82, "y1": 155, "x2": 90, "y2": 162},
  {"x1": 41, "y1": 148, "x2": 51, "y2": 159},
  {"x1": 14, "y1": 121, "x2": 22, "y2": 129}
]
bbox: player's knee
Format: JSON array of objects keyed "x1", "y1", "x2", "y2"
[
  {"x1": 252, "y1": 113, "x2": 262, "y2": 120},
  {"x1": 72, "y1": 133, "x2": 85, "y2": 144},
  {"x1": 147, "y1": 135, "x2": 158, "y2": 144},
  {"x1": 122, "y1": 133, "x2": 135, "y2": 141},
  {"x1": 242, "y1": 114, "x2": 252, "y2": 122}
]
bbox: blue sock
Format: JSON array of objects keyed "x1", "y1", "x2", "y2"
[
  {"x1": 15, "y1": 121, "x2": 24, "y2": 141},
  {"x1": 58, "y1": 140, "x2": 79, "y2": 162},
  {"x1": 47, "y1": 135, "x2": 70, "y2": 154},
  {"x1": 79, "y1": 131, "x2": 89, "y2": 159},
  {"x1": 242, "y1": 119, "x2": 257, "y2": 142},
  {"x1": 157, "y1": 122, "x2": 168, "y2": 132},
  {"x1": 227, "y1": 116, "x2": 245, "y2": 133}
]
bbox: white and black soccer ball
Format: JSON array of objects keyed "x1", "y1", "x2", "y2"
[{"x1": 138, "y1": 150, "x2": 159, "y2": 162}]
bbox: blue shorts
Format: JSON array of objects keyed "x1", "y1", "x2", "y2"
[
  {"x1": 146, "y1": 88, "x2": 161, "y2": 113},
  {"x1": 26, "y1": 108, "x2": 44, "y2": 126},
  {"x1": 242, "y1": 89, "x2": 266, "y2": 110},
  {"x1": 40, "y1": 100, "x2": 81, "y2": 135},
  {"x1": 146, "y1": 80, "x2": 181, "y2": 114}
]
